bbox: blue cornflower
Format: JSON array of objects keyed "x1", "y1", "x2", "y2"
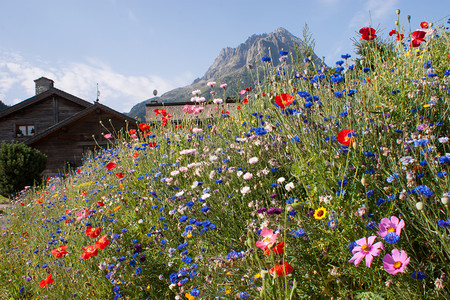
[
  {"x1": 437, "y1": 171, "x2": 448, "y2": 178},
  {"x1": 262, "y1": 56, "x2": 271, "y2": 63},
  {"x1": 279, "y1": 50, "x2": 288, "y2": 56},
  {"x1": 328, "y1": 219, "x2": 338, "y2": 230},
  {"x1": 412, "y1": 271, "x2": 426, "y2": 280},
  {"x1": 367, "y1": 221, "x2": 378, "y2": 230},
  {"x1": 190, "y1": 289, "x2": 200, "y2": 297},
  {"x1": 384, "y1": 232, "x2": 400, "y2": 244},
  {"x1": 239, "y1": 291, "x2": 250, "y2": 299},
  {"x1": 290, "y1": 228, "x2": 306, "y2": 237},
  {"x1": 341, "y1": 54, "x2": 351, "y2": 59},
  {"x1": 334, "y1": 91, "x2": 343, "y2": 98},
  {"x1": 348, "y1": 241, "x2": 357, "y2": 253},
  {"x1": 423, "y1": 61, "x2": 432, "y2": 69},
  {"x1": 336, "y1": 60, "x2": 344, "y2": 66},
  {"x1": 19, "y1": 287, "x2": 25, "y2": 293},
  {"x1": 180, "y1": 215, "x2": 188, "y2": 222},
  {"x1": 415, "y1": 185, "x2": 434, "y2": 197}
]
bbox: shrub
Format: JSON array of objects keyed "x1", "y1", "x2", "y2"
[{"x1": 0, "y1": 142, "x2": 47, "y2": 196}]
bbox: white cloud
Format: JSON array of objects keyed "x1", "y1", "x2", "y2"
[{"x1": 0, "y1": 52, "x2": 194, "y2": 112}]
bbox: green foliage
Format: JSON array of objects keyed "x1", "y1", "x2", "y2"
[{"x1": 0, "y1": 142, "x2": 46, "y2": 196}]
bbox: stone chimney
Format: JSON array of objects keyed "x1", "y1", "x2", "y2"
[{"x1": 34, "y1": 77, "x2": 54, "y2": 95}]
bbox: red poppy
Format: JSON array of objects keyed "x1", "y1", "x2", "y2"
[
  {"x1": 154, "y1": 109, "x2": 168, "y2": 116},
  {"x1": 81, "y1": 244, "x2": 98, "y2": 259},
  {"x1": 262, "y1": 93, "x2": 267, "y2": 97},
  {"x1": 85, "y1": 226, "x2": 101, "y2": 239},
  {"x1": 245, "y1": 87, "x2": 253, "y2": 92},
  {"x1": 447, "y1": 54, "x2": 450, "y2": 59},
  {"x1": 51, "y1": 245, "x2": 68, "y2": 258},
  {"x1": 115, "y1": 172, "x2": 123, "y2": 179},
  {"x1": 95, "y1": 234, "x2": 110, "y2": 249},
  {"x1": 337, "y1": 129, "x2": 355, "y2": 146},
  {"x1": 76, "y1": 169, "x2": 81, "y2": 173},
  {"x1": 242, "y1": 98, "x2": 249, "y2": 104},
  {"x1": 264, "y1": 241, "x2": 285, "y2": 255},
  {"x1": 389, "y1": 30, "x2": 404, "y2": 41},
  {"x1": 275, "y1": 93, "x2": 295, "y2": 109},
  {"x1": 237, "y1": 105, "x2": 242, "y2": 110},
  {"x1": 96, "y1": 201, "x2": 104, "y2": 206},
  {"x1": 269, "y1": 261, "x2": 294, "y2": 277},
  {"x1": 411, "y1": 30, "x2": 426, "y2": 47},
  {"x1": 148, "y1": 142, "x2": 157, "y2": 147},
  {"x1": 128, "y1": 129, "x2": 136, "y2": 135},
  {"x1": 359, "y1": 27, "x2": 376, "y2": 40},
  {"x1": 40, "y1": 274, "x2": 54, "y2": 288},
  {"x1": 81, "y1": 190, "x2": 88, "y2": 196},
  {"x1": 420, "y1": 21, "x2": 429, "y2": 29},
  {"x1": 133, "y1": 151, "x2": 140, "y2": 158},
  {"x1": 139, "y1": 123, "x2": 150, "y2": 132},
  {"x1": 106, "y1": 161, "x2": 117, "y2": 170}
]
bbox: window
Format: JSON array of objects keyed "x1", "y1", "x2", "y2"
[{"x1": 16, "y1": 124, "x2": 35, "y2": 137}]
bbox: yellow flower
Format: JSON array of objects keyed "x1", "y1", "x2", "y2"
[
  {"x1": 254, "y1": 273, "x2": 261, "y2": 279},
  {"x1": 314, "y1": 207, "x2": 327, "y2": 220},
  {"x1": 114, "y1": 206, "x2": 121, "y2": 211}
]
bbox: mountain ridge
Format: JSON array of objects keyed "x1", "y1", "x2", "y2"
[{"x1": 128, "y1": 27, "x2": 319, "y2": 120}]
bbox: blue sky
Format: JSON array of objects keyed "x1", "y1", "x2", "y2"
[{"x1": 1, "y1": 0, "x2": 449, "y2": 112}]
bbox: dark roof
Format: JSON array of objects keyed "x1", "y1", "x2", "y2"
[
  {"x1": 24, "y1": 102, "x2": 138, "y2": 145},
  {"x1": 0, "y1": 87, "x2": 93, "y2": 119}
]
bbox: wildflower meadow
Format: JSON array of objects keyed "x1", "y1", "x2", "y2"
[{"x1": 1, "y1": 12, "x2": 450, "y2": 299}]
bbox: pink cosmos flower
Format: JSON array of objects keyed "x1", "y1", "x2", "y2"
[
  {"x1": 220, "y1": 83, "x2": 227, "y2": 89},
  {"x1": 377, "y1": 216, "x2": 405, "y2": 238},
  {"x1": 256, "y1": 228, "x2": 279, "y2": 250},
  {"x1": 104, "y1": 133, "x2": 112, "y2": 139},
  {"x1": 207, "y1": 81, "x2": 216, "y2": 87},
  {"x1": 383, "y1": 249, "x2": 410, "y2": 275},
  {"x1": 192, "y1": 128, "x2": 203, "y2": 134},
  {"x1": 349, "y1": 236, "x2": 384, "y2": 267}
]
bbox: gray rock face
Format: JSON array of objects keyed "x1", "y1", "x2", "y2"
[{"x1": 128, "y1": 27, "x2": 318, "y2": 120}]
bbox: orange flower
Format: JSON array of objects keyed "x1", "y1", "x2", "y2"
[
  {"x1": 39, "y1": 274, "x2": 54, "y2": 288},
  {"x1": 85, "y1": 226, "x2": 101, "y2": 239},
  {"x1": 133, "y1": 151, "x2": 140, "y2": 158},
  {"x1": 81, "y1": 244, "x2": 98, "y2": 259},
  {"x1": 269, "y1": 261, "x2": 294, "y2": 277},
  {"x1": 337, "y1": 129, "x2": 355, "y2": 146},
  {"x1": 274, "y1": 93, "x2": 295, "y2": 109},
  {"x1": 95, "y1": 234, "x2": 110, "y2": 249},
  {"x1": 51, "y1": 245, "x2": 68, "y2": 258},
  {"x1": 115, "y1": 172, "x2": 123, "y2": 179},
  {"x1": 264, "y1": 241, "x2": 285, "y2": 255}
]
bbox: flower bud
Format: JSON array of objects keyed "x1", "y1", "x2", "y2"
[
  {"x1": 416, "y1": 201, "x2": 424, "y2": 211},
  {"x1": 361, "y1": 176, "x2": 366, "y2": 186},
  {"x1": 441, "y1": 196, "x2": 449, "y2": 205},
  {"x1": 396, "y1": 9, "x2": 400, "y2": 15},
  {"x1": 395, "y1": 20, "x2": 399, "y2": 26},
  {"x1": 407, "y1": 15, "x2": 411, "y2": 21}
]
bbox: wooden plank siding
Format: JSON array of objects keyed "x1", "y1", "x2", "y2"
[
  {"x1": 29, "y1": 108, "x2": 137, "y2": 176},
  {"x1": 0, "y1": 95, "x2": 87, "y2": 143}
]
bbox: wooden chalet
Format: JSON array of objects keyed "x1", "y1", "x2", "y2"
[{"x1": 0, "y1": 77, "x2": 138, "y2": 176}]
